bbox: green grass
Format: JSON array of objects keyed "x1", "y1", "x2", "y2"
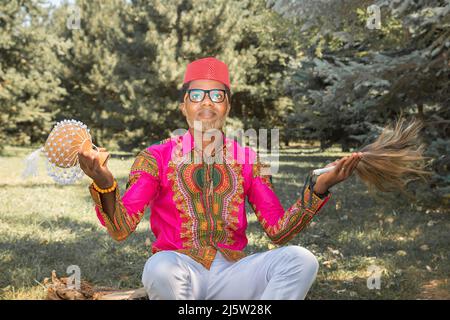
[{"x1": 1, "y1": 146, "x2": 449, "y2": 299}]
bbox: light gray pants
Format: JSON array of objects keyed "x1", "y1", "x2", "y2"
[{"x1": 141, "y1": 245, "x2": 319, "y2": 300}]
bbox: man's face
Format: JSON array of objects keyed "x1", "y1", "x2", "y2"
[{"x1": 180, "y1": 79, "x2": 230, "y2": 132}]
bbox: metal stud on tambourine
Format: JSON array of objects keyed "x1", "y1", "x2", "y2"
[{"x1": 22, "y1": 119, "x2": 109, "y2": 185}]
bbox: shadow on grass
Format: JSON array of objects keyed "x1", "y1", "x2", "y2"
[
  {"x1": 2, "y1": 147, "x2": 449, "y2": 299},
  {"x1": 0, "y1": 183, "x2": 82, "y2": 189},
  {"x1": 0, "y1": 215, "x2": 156, "y2": 292}
]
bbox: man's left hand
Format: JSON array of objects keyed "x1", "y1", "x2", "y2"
[{"x1": 313, "y1": 152, "x2": 363, "y2": 195}]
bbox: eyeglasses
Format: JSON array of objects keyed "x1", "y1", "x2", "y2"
[{"x1": 187, "y1": 89, "x2": 227, "y2": 103}]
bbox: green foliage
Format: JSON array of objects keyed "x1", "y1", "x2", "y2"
[
  {"x1": 42, "y1": 0, "x2": 296, "y2": 151},
  {"x1": 271, "y1": 0, "x2": 449, "y2": 203},
  {"x1": 0, "y1": 0, "x2": 66, "y2": 149},
  {"x1": 0, "y1": 0, "x2": 448, "y2": 203}
]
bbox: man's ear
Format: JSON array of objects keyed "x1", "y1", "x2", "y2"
[
  {"x1": 179, "y1": 102, "x2": 186, "y2": 116},
  {"x1": 226, "y1": 96, "x2": 231, "y2": 113}
]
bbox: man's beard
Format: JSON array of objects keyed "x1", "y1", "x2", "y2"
[{"x1": 187, "y1": 114, "x2": 228, "y2": 132}]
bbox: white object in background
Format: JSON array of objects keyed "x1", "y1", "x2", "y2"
[{"x1": 21, "y1": 147, "x2": 43, "y2": 179}]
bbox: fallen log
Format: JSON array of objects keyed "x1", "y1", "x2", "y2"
[{"x1": 43, "y1": 270, "x2": 148, "y2": 300}]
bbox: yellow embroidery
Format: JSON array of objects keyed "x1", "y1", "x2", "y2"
[
  {"x1": 130, "y1": 149, "x2": 159, "y2": 178},
  {"x1": 253, "y1": 187, "x2": 325, "y2": 245}
]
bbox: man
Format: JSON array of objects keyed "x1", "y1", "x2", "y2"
[{"x1": 78, "y1": 57, "x2": 361, "y2": 300}]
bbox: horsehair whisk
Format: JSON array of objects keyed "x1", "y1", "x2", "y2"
[{"x1": 312, "y1": 117, "x2": 430, "y2": 193}]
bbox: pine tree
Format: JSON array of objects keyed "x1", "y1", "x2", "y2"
[
  {"x1": 270, "y1": 0, "x2": 450, "y2": 203},
  {"x1": 49, "y1": 0, "x2": 137, "y2": 150},
  {"x1": 0, "y1": 0, "x2": 66, "y2": 149},
  {"x1": 49, "y1": 0, "x2": 297, "y2": 151}
]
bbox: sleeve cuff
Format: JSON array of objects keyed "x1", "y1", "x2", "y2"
[
  {"x1": 88, "y1": 181, "x2": 120, "y2": 229},
  {"x1": 304, "y1": 187, "x2": 330, "y2": 213}
]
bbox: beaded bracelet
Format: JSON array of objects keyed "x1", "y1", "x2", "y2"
[{"x1": 92, "y1": 180, "x2": 117, "y2": 194}]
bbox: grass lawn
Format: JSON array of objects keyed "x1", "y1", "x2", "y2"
[{"x1": 1, "y1": 145, "x2": 449, "y2": 299}]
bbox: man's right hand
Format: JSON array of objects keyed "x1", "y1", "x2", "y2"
[{"x1": 78, "y1": 148, "x2": 115, "y2": 189}]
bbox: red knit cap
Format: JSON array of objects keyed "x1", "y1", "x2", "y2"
[{"x1": 183, "y1": 57, "x2": 230, "y2": 89}]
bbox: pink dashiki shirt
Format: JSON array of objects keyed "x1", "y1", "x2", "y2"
[{"x1": 89, "y1": 130, "x2": 330, "y2": 270}]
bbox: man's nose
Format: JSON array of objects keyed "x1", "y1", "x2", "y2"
[{"x1": 201, "y1": 93, "x2": 214, "y2": 107}]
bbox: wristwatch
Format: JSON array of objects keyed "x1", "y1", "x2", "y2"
[{"x1": 314, "y1": 190, "x2": 330, "y2": 199}]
